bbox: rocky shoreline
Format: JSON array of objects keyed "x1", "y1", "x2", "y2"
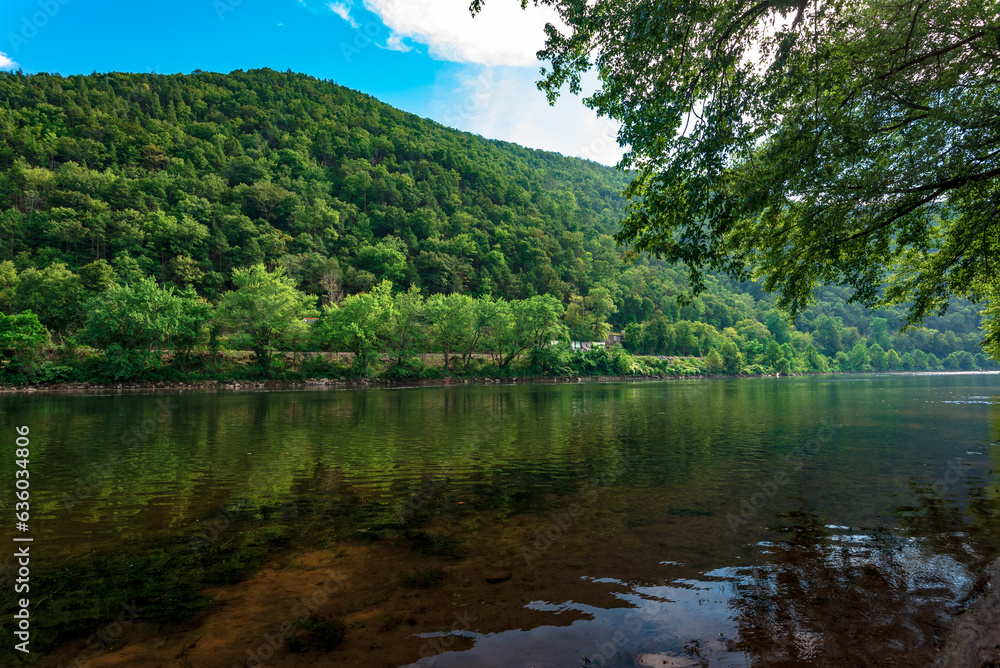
[
  {"x1": 4, "y1": 369, "x2": 995, "y2": 395},
  {"x1": 0, "y1": 373, "x2": 712, "y2": 394}
]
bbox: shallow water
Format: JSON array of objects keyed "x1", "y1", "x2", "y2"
[{"x1": 2, "y1": 373, "x2": 999, "y2": 666}]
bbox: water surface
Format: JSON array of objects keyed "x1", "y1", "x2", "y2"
[{"x1": 2, "y1": 373, "x2": 998, "y2": 666}]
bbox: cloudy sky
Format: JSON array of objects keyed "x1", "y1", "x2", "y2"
[{"x1": 0, "y1": 0, "x2": 624, "y2": 165}]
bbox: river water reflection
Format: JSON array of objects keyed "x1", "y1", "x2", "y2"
[{"x1": 2, "y1": 373, "x2": 998, "y2": 666}]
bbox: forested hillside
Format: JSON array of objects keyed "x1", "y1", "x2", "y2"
[{"x1": 0, "y1": 68, "x2": 993, "y2": 381}]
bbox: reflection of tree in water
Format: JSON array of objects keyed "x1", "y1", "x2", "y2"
[
  {"x1": 896, "y1": 400, "x2": 1000, "y2": 569},
  {"x1": 728, "y1": 402, "x2": 1000, "y2": 666},
  {"x1": 898, "y1": 480, "x2": 1000, "y2": 569},
  {"x1": 728, "y1": 509, "x2": 962, "y2": 666}
]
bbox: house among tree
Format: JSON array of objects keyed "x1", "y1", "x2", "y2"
[{"x1": 571, "y1": 332, "x2": 624, "y2": 351}]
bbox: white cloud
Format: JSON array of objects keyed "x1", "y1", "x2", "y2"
[
  {"x1": 384, "y1": 33, "x2": 412, "y2": 53},
  {"x1": 362, "y1": 0, "x2": 563, "y2": 66},
  {"x1": 327, "y1": 1, "x2": 360, "y2": 28},
  {"x1": 0, "y1": 51, "x2": 17, "y2": 71},
  {"x1": 430, "y1": 66, "x2": 625, "y2": 166}
]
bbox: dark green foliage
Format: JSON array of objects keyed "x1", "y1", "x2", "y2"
[
  {"x1": 489, "y1": 0, "x2": 1000, "y2": 357},
  {"x1": 285, "y1": 635, "x2": 311, "y2": 654},
  {"x1": 943, "y1": 350, "x2": 977, "y2": 371},
  {"x1": 215, "y1": 264, "x2": 316, "y2": 375},
  {"x1": 0, "y1": 69, "x2": 630, "y2": 306},
  {"x1": 77, "y1": 276, "x2": 212, "y2": 379},
  {"x1": 0, "y1": 68, "x2": 991, "y2": 382},
  {"x1": 0, "y1": 310, "x2": 46, "y2": 378}
]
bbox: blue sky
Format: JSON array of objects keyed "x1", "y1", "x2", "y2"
[{"x1": 0, "y1": 0, "x2": 624, "y2": 165}]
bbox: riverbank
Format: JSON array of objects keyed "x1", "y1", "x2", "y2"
[
  {"x1": 4, "y1": 369, "x2": 998, "y2": 395},
  {"x1": 0, "y1": 372, "x2": 715, "y2": 394}
]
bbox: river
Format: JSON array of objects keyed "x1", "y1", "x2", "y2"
[{"x1": 2, "y1": 373, "x2": 998, "y2": 666}]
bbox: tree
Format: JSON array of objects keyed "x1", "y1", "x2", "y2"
[
  {"x1": 172, "y1": 286, "x2": 214, "y2": 359},
  {"x1": 779, "y1": 343, "x2": 800, "y2": 373},
  {"x1": 868, "y1": 318, "x2": 893, "y2": 350},
  {"x1": 646, "y1": 316, "x2": 675, "y2": 354},
  {"x1": 565, "y1": 287, "x2": 617, "y2": 341},
  {"x1": 386, "y1": 286, "x2": 426, "y2": 372},
  {"x1": 0, "y1": 311, "x2": 46, "y2": 378},
  {"x1": 813, "y1": 317, "x2": 844, "y2": 358},
  {"x1": 475, "y1": 297, "x2": 512, "y2": 369},
  {"x1": 763, "y1": 340, "x2": 783, "y2": 370},
  {"x1": 79, "y1": 277, "x2": 211, "y2": 378},
  {"x1": 216, "y1": 265, "x2": 317, "y2": 375},
  {"x1": 869, "y1": 343, "x2": 889, "y2": 371},
  {"x1": 564, "y1": 294, "x2": 589, "y2": 341},
  {"x1": 718, "y1": 339, "x2": 744, "y2": 374},
  {"x1": 512, "y1": 295, "x2": 567, "y2": 355},
  {"x1": 804, "y1": 346, "x2": 830, "y2": 373},
  {"x1": 583, "y1": 287, "x2": 616, "y2": 340},
  {"x1": 13, "y1": 263, "x2": 85, "y2": 334},
  {"x1": 78, "y1": 259, "x2": 116, "y2": 294},
  {"x1": 848, "y1": 342, "x2": 872, "y2": 372},
  {"x1": 479, "y1": 0, "x2": 1000, "y2": 357},
  {"x1": 764, "y1": 310, "x2": 791, "y2": 345},
  {"x1": 318, "y1": 259, "x2": 343, "y2": 305},
  {"x1": 704, "y1": 348, "x2": 724, "y2": 374},
  {"x1": 462, "y1": 296, "x2": 504, "y2": 370},
  {"x1": 0, "y1": 261, "x2": 16, "y2": 312},
  {"x1": 489, "y1": 296, "x2": 566, "y2": 369},
  {"x1": 943, "y1": 350, "x2": 977, "y2": 370},
  {"x1": 623, "y1": 321, "x2": 645, "y2": 354},
  {"x1": 353, "y1": 239, "x2": 408, "y2": 289},
  {"x1": 426, "y1": 293, "x2": 476, "y2": 371},
  {"x1": 316, "y1": 280, "x2": 394, "y2": 376}
]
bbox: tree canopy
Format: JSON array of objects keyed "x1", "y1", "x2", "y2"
[
  {"x1": 476, "y1": 0, "x2": 1000, "y2": 356},
  {"x1": 0, "y1": 67, "x2": 992, "y2": 381},
  {"x1": 216, "y1": 264, "x2": 317, "y2": 373}
]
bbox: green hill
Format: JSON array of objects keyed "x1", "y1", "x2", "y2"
[{"x1": 0, "y1": 68, "x2": 993, "y2": 379}]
